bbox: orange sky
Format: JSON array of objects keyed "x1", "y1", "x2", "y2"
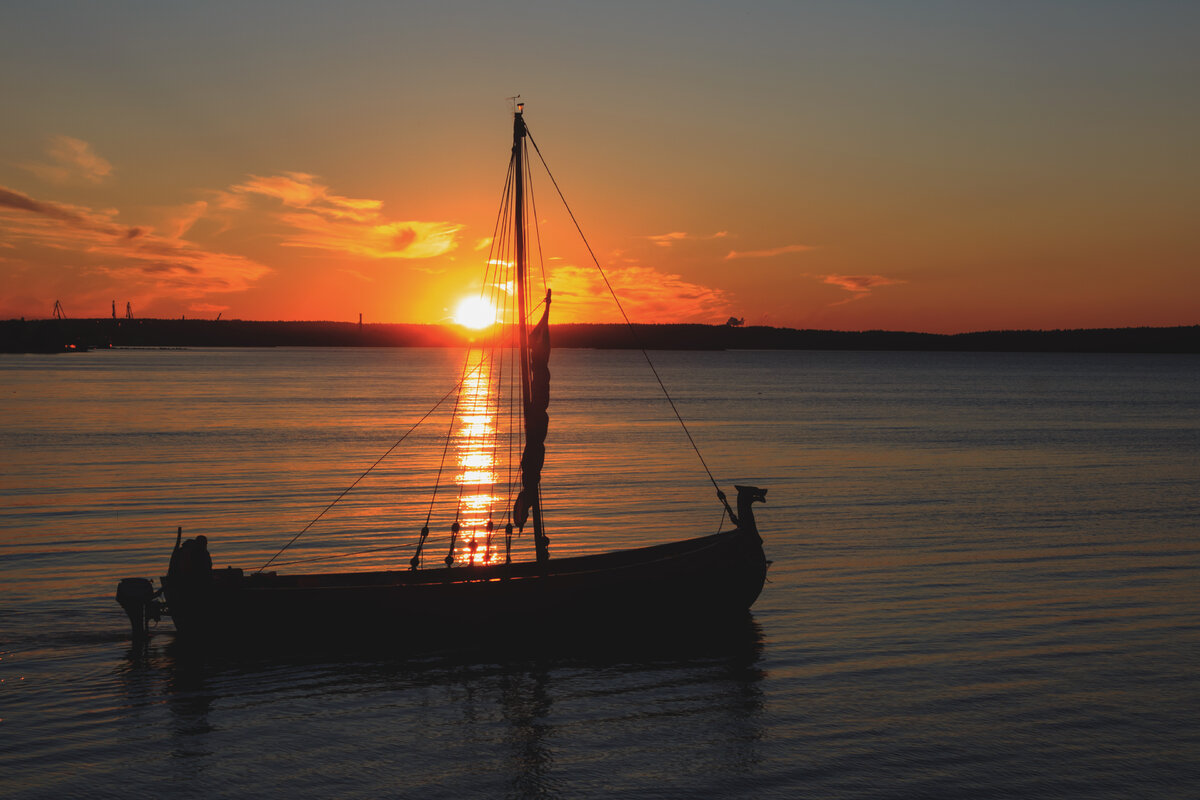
[{"x1": 2, "y1": 2, "x2": 1198, "y2": 333}]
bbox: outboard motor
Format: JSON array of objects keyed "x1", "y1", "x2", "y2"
[{"x1": 115, "y1": 577, "x2": 163, "y2": 641}]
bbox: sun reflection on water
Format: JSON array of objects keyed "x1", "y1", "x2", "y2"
[{"x1": 453, "y1": 351, "x2": 504, "y2": 564}]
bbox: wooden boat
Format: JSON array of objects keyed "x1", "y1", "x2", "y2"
[{"x1": 116, "y1": 102, "x2": 769, "y2": 648}]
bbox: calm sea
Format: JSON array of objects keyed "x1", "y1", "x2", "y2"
[{"x1": 2, "y1": 347, "x2": 1198, "y2": 799}]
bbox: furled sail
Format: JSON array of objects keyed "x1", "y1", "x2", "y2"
[{"x1": 514, "y1": 293, "x2": 551, "y2": 530}]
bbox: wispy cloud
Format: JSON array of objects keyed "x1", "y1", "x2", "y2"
[
  {"x1": 277, "y1": 213, "x2": 462, "y2": 260},
  {"x1": 646, "y1": 230, "x2": 728, "y2": 247},
  {"x1": 821, "y1": 274, "x2": 904, "y2": 292},
  {"x1": 547, "y1": 264, "x2": 730, "y2": 323},
  {"x1": 1, "y1": 186, "x2": 143, "y2": 242},
  {"x1": 1, "y1": 152, "x2": 470, "y2": 317},
  {"x1": 0, "y1": 184, "x2": 269, "y2": 297},
  {"x1": 725, "y1": 243, "x2": 814, "y2": 259},
  {"x1": 818, "y1": 273, "x2": 905, "y2": 305},
  {"x1": 338, "y1": 267, "x2": 373, "y2": 282},
  {"x1": 166, "y1": 200, "x2": 210, "y2": 239},
  {"x1": 231, "y1": 172, "x2": 381, "y2": 222},
  {"x1": 647, "y1": 231, "x2": 688, "y2": 247},
  {"x1": 97, "y1": 251, "x2": 267, "y2": 297},
  {"x1": 225, "y1": 172, "x2": 461, "y2": 259},
  {"x1": 20, "y1": 135, "x2": 113, "y2": 185}
]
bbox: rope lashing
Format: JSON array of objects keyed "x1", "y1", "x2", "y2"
[
  {"x1": 717, "y1": 490, "x2": 738, "y2": 527},
  {"x1": 410, "y1": 525, "x2": 430, "y2": 571},
  {"x1": 484, "y1": 519, "x2": 495, "y2": 562},
  {"x1": 444, "y1": 521, "x2": 461, "y2": 567}
]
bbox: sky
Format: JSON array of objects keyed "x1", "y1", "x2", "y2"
[{"x1": 2, "y1": 1, "x2": 1197, "y2": 333}]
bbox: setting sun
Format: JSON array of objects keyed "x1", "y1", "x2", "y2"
[{"x1": 453, "y1": 296, "x2": 497, "y2": 329}]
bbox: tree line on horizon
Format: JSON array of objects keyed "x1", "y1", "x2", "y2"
[{"x1": 2, "y1": 317, "x2": 1197, "y2": 354}]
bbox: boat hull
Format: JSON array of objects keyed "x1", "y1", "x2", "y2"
[{"x1": 163, "y1": 527, "x2": 768, "y2": 648}]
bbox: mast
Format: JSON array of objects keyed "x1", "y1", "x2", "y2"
[
  {"x1": 512, "y1": 102, "x2": 549, "y2": 561},
  {"x1": 514, "y1": 103, "x2": 530, "y2": 419}
]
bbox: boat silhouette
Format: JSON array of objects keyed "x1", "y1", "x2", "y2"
[{"x1": 116, "y1": 103, "x2": 769, "y2": 649}]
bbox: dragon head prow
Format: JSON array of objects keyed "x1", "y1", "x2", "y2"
[{"x1": 734, "y1": 485, "x2": 767, "y2": 505}]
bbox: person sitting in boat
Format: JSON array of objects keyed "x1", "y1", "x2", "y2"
[
  {"x1": 192, "y1": 535, "x2": 213, "y2": 575},
  {"x1": 168, "y1": 534, "x2": 213, "y2": 589}
]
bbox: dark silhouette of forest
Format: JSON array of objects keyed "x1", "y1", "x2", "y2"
[{"x1": 3, "y1": 317, "x2": 1198, "y2": 354}]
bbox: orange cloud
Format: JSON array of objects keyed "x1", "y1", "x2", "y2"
[
  {"x1": 225, "y1": 172, "x2": 461, "y2": 260},
  {"x1": 648, "y1": 231, "x2": 688, "y2": 247},
  {"x1": 232, "y1": 172, "x2": 381, "y2": 222},
  {"x1": 819, "y1": 273, "x2": 906, "y2": 306},
  {"x1": 546, "y1": 264, "x2": 731, "y2": 323},
  {"x1": 0, "y1": 186, "x2": 145, "y2": 246},
  {"x1": 274, "y1": 213, "x2": 461, "y2": 260},
  {"x1": 0, "y1": 185, "x2": 269, "y2": 298},
  {"x1": 0, "y1": 167, "x2": 467, "y2": 316},
  {"x1": 20, "y1": 135, "x2": 113, "y2": 185},
  {"x1": 646, "y1": 230, "x2": 728, "y2": 247},
  {"x1": 95, "y1": 252, "x2": 269, "y2": 297},
  {"x1": 821, "y1": 273, "x2": 904, "y2": 292},
  {"x1": 338, "y1": 267, "x2": 373, "y2": 282},
  {"x1": 725, "y1": 243, "x2": 814, "y2": 259},
  {"x1": 166, "y1": 200, "x2": 209, "y2": 239}
]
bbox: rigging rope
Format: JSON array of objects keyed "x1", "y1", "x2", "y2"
[
  {"x1": 258, "y1": 115, "x2": 739, "y2": 576},
  {"x1": 268, "y1": 541, "x2": 416, "y2": 569},
  {"x1": 525, "y1": 129, "x2": 739, "y2": 526},
  {"x1": 524, "y1": 142, "x2": 548, "y2": 292},
  {"x1": 255, "y1": 363, "x2": 486, "y2": 574},
  {"x1": 429, "y1": 354, "x2": 473, "y2": 527}
]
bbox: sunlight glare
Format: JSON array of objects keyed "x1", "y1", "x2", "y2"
[{"x1": 454, "y1": 296, "x2": 497, "y2": 329}]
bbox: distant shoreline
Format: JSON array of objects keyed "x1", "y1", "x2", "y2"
[{"x1": 3, "y1": 318, "x2": 1198, "y2": 354}]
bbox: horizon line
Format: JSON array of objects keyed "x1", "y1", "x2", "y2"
[{"x1": 6, "y1": 316, "x2": 1198, "y2": 338}]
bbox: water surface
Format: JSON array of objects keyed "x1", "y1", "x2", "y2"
[{"x1": 2, "y1": 348, "x2": 1198, "y2": 798}]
